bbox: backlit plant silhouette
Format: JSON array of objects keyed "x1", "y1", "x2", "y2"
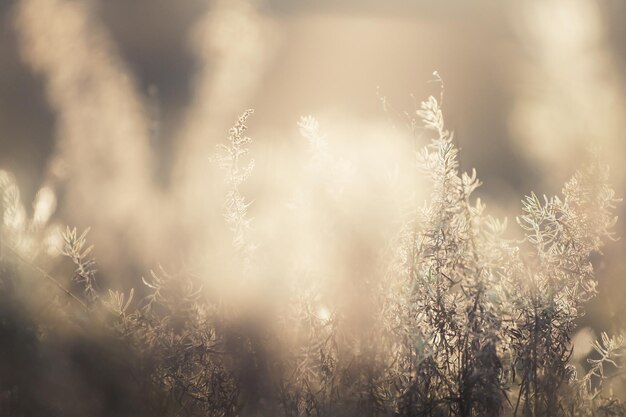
[{"x1": 0, "y1": 95, "x2": 623, "y2": 417}]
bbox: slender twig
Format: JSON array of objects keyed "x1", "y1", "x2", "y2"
[{"x1": 1, "y1": 241, "x2": 88, "y2": 311}]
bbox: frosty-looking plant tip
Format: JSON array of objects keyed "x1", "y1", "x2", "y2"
[
  {"x1": 214, "y1": 109, "x2": 256, "y2": 262},
  {"x1": 61, "y1": 226, "x2": 98, "y2": 302}
]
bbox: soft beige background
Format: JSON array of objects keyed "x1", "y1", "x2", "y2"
[{"x1": 1, "y1": 0, "x2": 625, "y2": 356}]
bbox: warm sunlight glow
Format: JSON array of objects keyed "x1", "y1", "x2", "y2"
[{"x1": 0, "y1": 0, "x2": 625, "y2": 415}]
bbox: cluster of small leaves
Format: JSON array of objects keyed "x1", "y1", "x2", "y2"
[
  {"x1": 83, "y1": 260, "x2": 239, "y2": 415},
  {"x1": 132, "y1": 267, "x2": 240, "y2": 416},
  {"x1": 61, "y1": 226, "x2": 98, "y2": 302},
  {"x1": 214, "y1": 109, "x2": 256, "y2": 264},
  {"x1": 588, "y1": 333, "x2": 626, "y2": 380}
]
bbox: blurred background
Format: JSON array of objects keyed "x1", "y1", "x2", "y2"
[{"x1": 0, "y1": 0, "x2": 625, "y2": 352}]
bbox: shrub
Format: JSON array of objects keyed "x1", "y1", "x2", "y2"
[{"x1": 0, "y1": 94, "x2": 622, "y2": 417}]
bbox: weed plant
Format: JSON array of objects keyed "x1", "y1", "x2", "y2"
[{"x1": 0, "y1": 90, "x2": 623, "y2": 417}]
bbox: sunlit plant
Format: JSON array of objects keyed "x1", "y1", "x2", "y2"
[{"x1": 0, "y1": 89, "x2": 622, "y2": 417}]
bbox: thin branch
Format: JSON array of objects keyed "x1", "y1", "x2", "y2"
[{"x1": 1, "y1": 241, "x2": 89, "y2": 311}]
